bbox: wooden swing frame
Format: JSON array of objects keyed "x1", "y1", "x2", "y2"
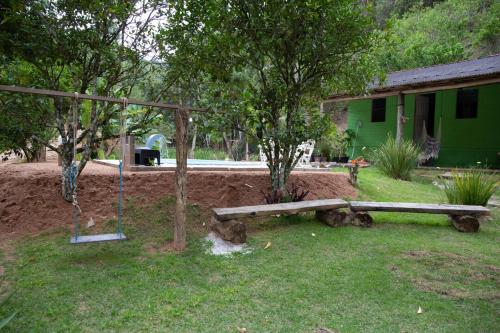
[{"x1": 0, "y1": 84, "x2": 207, "y2": 250}]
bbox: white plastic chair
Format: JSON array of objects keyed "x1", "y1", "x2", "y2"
[{"x1": 258, "y1": 140, "x2": 315, "y2": 168}]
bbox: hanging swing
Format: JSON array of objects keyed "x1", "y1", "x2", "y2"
[{"x1": 70, "y1": 95, "x2": 127, "y2": 244}]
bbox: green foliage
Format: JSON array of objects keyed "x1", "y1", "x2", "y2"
[
  {"x1": 158, "y1": 0, "x2": 384, "y2": 191},
  {"x1": 373, "y1": 0, "x2": 445, "y2": 25},
  {"x1": 332, "y1": 129, "x2": 355, "y2": 158},
  {"x1": 444, "y1": 171, "x2": 497, "y2": 206},
  {"x1": 147, "y1": 147, "x2": 228, "y2": 161},
  {"x1": 370, "y1": 136, "x2": 421, "y2": 180},
  {"x1": 0, "y1": 0, "x2": 161, "y2": 184},
  {"x1": 193, "y1": 148, "x2": 228, "y2": 160},
  {"x1": 380, "y1": 0, "x2": 500, "y2": 71},
  {"x1": 0, "y1": 60, "x2": 56, "y2": 160},
  {"x1": 318, "y1": 141, "x2": 333, "y2": 160}
]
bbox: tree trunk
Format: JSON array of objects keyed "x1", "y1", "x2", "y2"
[
  {"x1": 54, "y1": 96, "x2": 78, "y2": 203},
  {"x1": 61, "y1": 144, "x2": 75, "y2": 202},
  {"x1": 24, "y1": 145, "x2": 46, "y2": 163},
  {"x1": 173, "y1": 108, "x2": 189, "y2": 251},
  {"x1": 189, "y1": 124, "x2": 197, "y2": 159},
  {"x1": 222, "y1": 132, "x2": 232, "y2": 157},
  {"x1": 245, "y1": 137, "x2": 249, "y2": 161}
]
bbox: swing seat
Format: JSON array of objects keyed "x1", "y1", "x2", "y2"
[{"x1": 70, "y1": 232, "x2": 127, "y2": 244}]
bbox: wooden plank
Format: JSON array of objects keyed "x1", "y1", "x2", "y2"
[
  {"x1": 70, "y1": 233, "x2": 126, "y2": 244},
  {"x1": 349, "y1": 201, "x2": 490, "y2": 216},
  {"x1": 213, "y1": 199, "x2": 349, "y2": 221},
  {"x1": 0, "y1": 84, "x2": 207, "y2": 112}
]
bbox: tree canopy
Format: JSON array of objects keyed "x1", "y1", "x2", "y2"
[{"x1": 158, "y1": 0, "x2": 384, "y2": 192}]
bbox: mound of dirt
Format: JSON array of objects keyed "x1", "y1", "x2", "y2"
[{"x1": 0, "y1": 161, "x2": 356, "y2": 239}]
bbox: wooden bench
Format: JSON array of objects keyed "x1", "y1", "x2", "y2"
[
  {"x1": 210, "y1": 199, "x2": 491, "y2": 244},
  {"x1": 350, "y1": 201, "x2": 490, "y2": 232},
  {"x1": 211, "y1": 199, "x2": 349, "y2": 243}
]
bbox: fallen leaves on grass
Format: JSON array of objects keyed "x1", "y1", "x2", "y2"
[{"x1": 264, "y1": 242, "x2": 272, "y2": 249}]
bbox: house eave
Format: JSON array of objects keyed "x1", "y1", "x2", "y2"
[{"x1": 325, "y1": 74, "x2": 500, "y2": 103}]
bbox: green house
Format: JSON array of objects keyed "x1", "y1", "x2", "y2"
[{"x1": 327, "y1": 55, "x2": 500, "y2": 169}]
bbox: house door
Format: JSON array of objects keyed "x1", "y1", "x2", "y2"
[{"x1": 414, "y1": 93, "x2": 435, "y2": 143}]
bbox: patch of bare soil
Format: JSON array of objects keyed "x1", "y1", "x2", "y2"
[
  {"x1": 397, "y1": 251, "x2": 500, "y2": 300},
  {"x1": 0, "y1": 161, "x2": 356, "y2": 241}
]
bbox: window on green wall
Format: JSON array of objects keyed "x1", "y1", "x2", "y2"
[
  {"x1": 456, "y1": 88, "x2": 478, "y2": 119},
  {"x1": 371, "y1": 98, "x2": 386, "y2": 122}
]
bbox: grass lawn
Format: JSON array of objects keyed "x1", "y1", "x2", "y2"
[{"x1": 1, "y1": 168, "x2": 498, "y2": 332}]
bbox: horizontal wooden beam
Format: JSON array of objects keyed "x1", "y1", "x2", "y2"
[
  {"x1": 0, "y1": 84, "x2": 207, "y2": 112},
  {"x1": 326, "y1": 91, "x2": 399, "y2": 103},
  {"x1": 325, "y1": 77, "x2": 500, "y2": 102},
  {"x1": 213, "y1": 199, "x2": 349, "y2": 221},
  {"x1": 349, "y1": 201, "x2": 490, "y2": 216}
]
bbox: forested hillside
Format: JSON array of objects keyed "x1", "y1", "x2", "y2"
[{"x1": 374, "y1": 0, "x2": 499, "y2": 71}]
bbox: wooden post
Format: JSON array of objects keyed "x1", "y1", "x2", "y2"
[
  {"x1": 396, "y1": 93, "x2": 405, "y2": 144},
  {"x1": 122, "y1": 135, "x2": 135, "y2": 169},
  {"x1": 174, "y1": 108, "x2": 189, "y2": 251}
]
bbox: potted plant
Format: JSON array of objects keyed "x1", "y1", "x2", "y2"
[
  {"x1": 332, "y1": 129, "x2": 355, "y2": 163},
  {"x1": 318, "y1": 141, "x2": 333, "y2": 162},
  {"x1": 311, "y1": 147, "x2": 323, "y2": 162}
]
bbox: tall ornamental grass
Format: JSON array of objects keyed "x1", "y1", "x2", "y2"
[
  {"x1": 370, "y1": 136, "x2": 420, "y2": 180},
  {"x1": 444, "y1": 171, "x2": 497, "y2": 206}
]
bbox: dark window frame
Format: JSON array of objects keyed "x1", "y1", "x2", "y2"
[
  {"x1": 456, "y1": 88, "x2": 478, "y2": 119},
  {"x1": 371, "y1": 98, "x2": 386, "y2": 122}
]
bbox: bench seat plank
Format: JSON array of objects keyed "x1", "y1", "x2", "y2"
[
  {"x1": 213, "y1": 199, "x2": 349, "y2": 221},
  {"x1": 350, "y1": 201, "x2": 489, "y2": 216}
]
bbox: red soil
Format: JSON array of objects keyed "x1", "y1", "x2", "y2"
[{"x1": 0, "y1": 161, "x2": 356, "y2": 240}]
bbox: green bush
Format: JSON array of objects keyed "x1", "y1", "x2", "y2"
[
  {"x1": 444, "y1": 171, "x2": 497, "y2": 206},
  {"x1": 370, "y1": 136, "x2": 420, "y2": 180},
  {"x1": 193, "y1": 148, "x2": 228, "y2": 160}
]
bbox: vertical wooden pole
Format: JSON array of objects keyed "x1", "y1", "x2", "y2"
[
  {"x1": 396, "y1": 93, "x2": 405, "y2": 144},
  {"x1": 174, "y1": 108, "x2": 189, "y2": 251}
]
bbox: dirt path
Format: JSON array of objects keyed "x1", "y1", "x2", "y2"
[{"x1": 0, "y1": 161, "x2": 356, "y2": 240}]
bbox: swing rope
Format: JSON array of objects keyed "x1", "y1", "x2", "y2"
[
  {"x1": 69, "y1": 95, "x2": 127, "y2": 244},
  {"x1": 116, "y1": 97, "x2": 128, "y2": 237},
  {"x1": 70, "y1": 92, "x2": 82, "y2": 241}
]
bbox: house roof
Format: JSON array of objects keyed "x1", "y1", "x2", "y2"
[{"x1": 328, "y1": 54, "x2": 500, "y2": 101}]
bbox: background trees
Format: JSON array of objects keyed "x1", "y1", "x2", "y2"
[{"x1": 1, "y1": 0, "x2": 161, "y2": 200}]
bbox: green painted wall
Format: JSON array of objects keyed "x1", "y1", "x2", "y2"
[{"x1": 346, "y1": 83, "x2": 500, "y2": 168}]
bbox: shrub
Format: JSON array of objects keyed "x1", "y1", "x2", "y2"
[
  {"x1": 318, "y1": 141, "x2": 333, "y2": 160},
  {"x1": 193, "y1": 148, "x2": 228, "y2": 160},
  {"x1": 261, "y1": 182, "x2": 310, "y2": 204},
  {"x1": 370, "y1": 136, "x2": 420, "y2": 180},
  {"x1": 444, "y1": 171, "x2": 497, "y2": 206}
]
